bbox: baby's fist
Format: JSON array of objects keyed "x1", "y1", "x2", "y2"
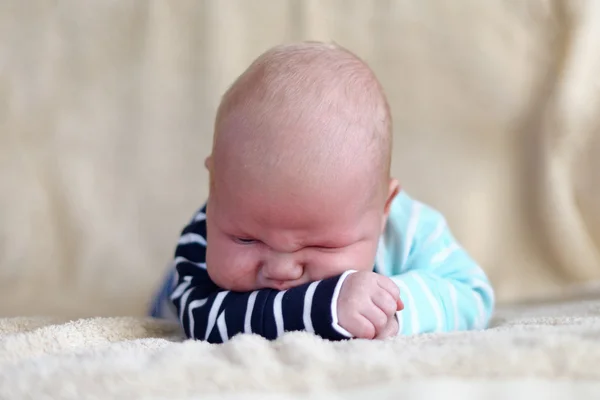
[{"x1": 337, "y1": 271, "x2": 403, "y2": 339}]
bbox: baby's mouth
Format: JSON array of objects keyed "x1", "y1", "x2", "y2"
[{"x1": 267, "y1": 279, "x2": 301, "y2": 291}]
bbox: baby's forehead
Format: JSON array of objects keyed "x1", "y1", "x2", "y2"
[
  {"x1": 213, "y1": 168, "x2": 380, "y2": 231},
  {"x1": 213, "y1": 96, "x2": 384, "y2": 193}
]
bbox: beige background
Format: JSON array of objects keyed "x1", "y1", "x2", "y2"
[{"x1": 0, "y1": 0, "x2": 599, "y2": 318}]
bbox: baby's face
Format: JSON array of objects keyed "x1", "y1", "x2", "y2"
[{"x1": 205, "y1": 178, "x2": 386, "y2": 291}]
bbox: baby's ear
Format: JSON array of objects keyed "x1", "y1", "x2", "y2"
[
  {"x1": 382, "y1": 178, "x2": 400, "y2": 231},
  {"x1": 204, "y1": 155, "x2": 213, "y2": 171}
]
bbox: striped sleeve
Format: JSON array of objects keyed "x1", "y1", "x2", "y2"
[
  {"x1": 170, "y1": 204, "x2": 354, "y2": 343},
  {"x1": 384, "y1": 194, "x2": 495, "y2": 335}
]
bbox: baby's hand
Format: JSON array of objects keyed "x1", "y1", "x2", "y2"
[{"x1": 337, "y1": 271, "x2": 403, "y2": 339}]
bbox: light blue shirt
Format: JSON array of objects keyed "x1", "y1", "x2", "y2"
[{"x1": 376, "y1": 190, "x2": 495, "y2": 334}]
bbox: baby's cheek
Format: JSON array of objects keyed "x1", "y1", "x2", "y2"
[
  {"x1": 206, "y1": 242, "x2": 259, "y2": 291},
  {"x1": 306, "y1": 246, "x2": 377, "y2": 280},
  {"x1": 304, "y1": 253, "x2": 355, "y2": 281}
]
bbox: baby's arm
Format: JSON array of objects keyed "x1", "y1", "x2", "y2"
[
  {"x1": 170, "y1": 205, "x2": 353, "y2": 343},
  {"x1": 384, "y1": 196, "x2": 495, "y2": 335}
]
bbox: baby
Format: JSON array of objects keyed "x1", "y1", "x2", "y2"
[{"x1": 149, "y1": 41, "x2": 495, "y2": 343}]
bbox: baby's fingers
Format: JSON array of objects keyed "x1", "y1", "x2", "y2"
[
  {"x1": 371, "y1": 289, "x2": 398, "y2": 317},
  {"x1": 377, "y1": 276, "x2": 400, "y2": 299},
  {"x1": 376, "y1": 277, "x2": 403, "y2": 310},
  {"x1": 349, "y1": 314, "x2": 377, "y2": 339},
  {"x1": 374, "y1": 316, "x2": 399, "y2": 340},
  {"x1": 361, "y1": 302, "x2": 388, "y2": 337}
]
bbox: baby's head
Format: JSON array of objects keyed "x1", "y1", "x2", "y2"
[{"x1": 204, "y1": 41, "x2": 399, "y2": 291}]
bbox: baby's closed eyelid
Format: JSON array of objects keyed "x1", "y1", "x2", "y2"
[
  {"x1": 310, "y1": 244, "x2": 345, "y2": 251},
  {"x1": 232, "y1": 236, "x2": 259, "y2": 244}
]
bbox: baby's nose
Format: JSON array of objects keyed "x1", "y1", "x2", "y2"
[{"x1": 262, "y1": 255, "x2": 303, "y2": 282}]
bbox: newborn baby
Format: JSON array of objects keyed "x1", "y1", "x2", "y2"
[{"x1": 149, "y1": 41, "x2": 495, "y2": 343}]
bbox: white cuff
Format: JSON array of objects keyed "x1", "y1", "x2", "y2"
[{"x1": 330, "y1": 269, "x2": 357, "y2": 338}]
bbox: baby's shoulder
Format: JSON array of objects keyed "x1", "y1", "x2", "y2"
[
  {"x1": 386, "y1": 190, "x2": 448, "y2": 238},
  {"x1": 377, "y1": 191, "x2": 452, "y2": 271}
]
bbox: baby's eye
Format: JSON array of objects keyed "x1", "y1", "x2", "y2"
[
  {"x1": 234, "y1": 237, "x2": 257, "y2": 245},
  {"x1": 314, "y1": 245, "x2": 339, "y2": 250}
]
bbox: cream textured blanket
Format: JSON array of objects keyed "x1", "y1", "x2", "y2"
[{"x1": 2, "y1": 289, "x2": 600, "y2": 399}]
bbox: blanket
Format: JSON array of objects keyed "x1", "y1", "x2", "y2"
[{"x1": 2, "y1": 289, "x2": 600, "y2": 399}]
